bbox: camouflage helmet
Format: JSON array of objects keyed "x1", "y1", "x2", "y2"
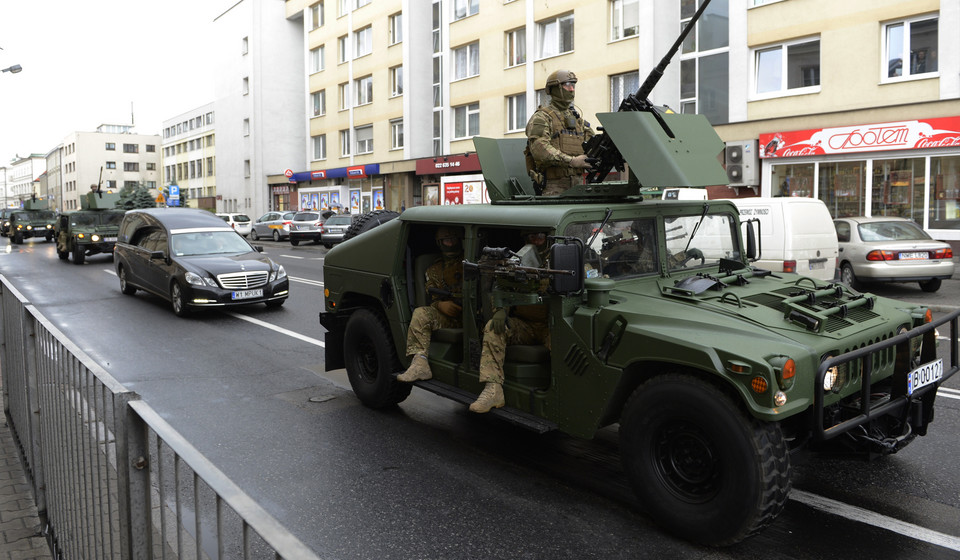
[
  {"x1": 435, "y1": 226, "x2": 462, "y2": 243},
  {"x1": 435, "y1": 226, "x2": 463, "y2": 256},
  {"x1": 545, "y1": 70, "x2": 577, "y2": 90}
]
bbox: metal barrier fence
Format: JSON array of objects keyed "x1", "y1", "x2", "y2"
[{"x1": 0, "y1": 275, "x2": 322, "y2": 560}]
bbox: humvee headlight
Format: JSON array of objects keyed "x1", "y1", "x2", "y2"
[
  {"x1": 91, "y1": 234, "x2": 101, "y2": 242},
  {"x1": 774, "y1": 391, "x2": 787, "y2": 407},
  {"x1": 77, "y1": 233, "x2": 86, "y2": 240},
  {"x1": 45, "y1": 224, "x2": 53, "y2": 230},
  {"x1": 25, "y1": 225, "x2": 33, "y2": 231},
  {"x1": 822, "y1": 355, "x2": 847, "y2": 393}
]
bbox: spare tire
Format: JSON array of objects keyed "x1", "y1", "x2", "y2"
[{"x1": 342, "y1": 210, "x2": 400, "y2": 243}]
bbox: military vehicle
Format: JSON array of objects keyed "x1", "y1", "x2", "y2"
[
  {"x1": 55, "y1": 190, "x2": 125, "y2": 264},
  {"x1": 8, "y1": 198, "x2": 57, "y2": 244},
  {"x1": 317, "y1": 0, "x2": 958, "y2": 546}
]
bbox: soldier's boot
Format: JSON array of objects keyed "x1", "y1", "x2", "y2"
[
  {"x1": 468, "y1": 382, "x2": 505, "y2": 413},
  {"x1": 397, "y1": 353, "x2": 432, "y2": 382}
]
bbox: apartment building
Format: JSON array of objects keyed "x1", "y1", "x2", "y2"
[
  {"x1": 4, "y1": 154, "x2": 46, "y2": 208},
  {"x1": 57, "y1": 125, "x2": 162, "y2": 211},
  {"x1": 162, "y1": 103, "x2": 218, "y2": 211}
]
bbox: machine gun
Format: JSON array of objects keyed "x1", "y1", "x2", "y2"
[
  {"x1": 583, "y1": 0, "x2": 714, "y2": 184},
  {"x1": 463, "y1": 246, "x2": 574, "y2": 285},
  {"x1": 428, "y1": 287, "x2": 463, "y2": 306}
]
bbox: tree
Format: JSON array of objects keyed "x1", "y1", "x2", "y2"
[{"x1": 118, "y1": 183, "x2": 158, "y2": 210}]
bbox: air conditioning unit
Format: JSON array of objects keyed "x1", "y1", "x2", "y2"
[{"x1": 725, "y1": 140, "x2": 759, "y2": 186}]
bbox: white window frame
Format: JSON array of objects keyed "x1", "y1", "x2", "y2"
[
  {"x1": 313, "y1": 134, "x2": 327, "y2": 161},
  {"x1": 355, "y1": 75, "x2": 373, "y2": 106},
  {"x1": 242, "y1": 77, "x2": 249, "y2": 95},
  {"x1": 453, "y1": 0, "x2": 479, "y2": 21},
  {"x1": 506, "y1": 93, "x2": 526, "y2": 133},
  {"x1": 243, "y1": 118, "x2": 250, "y2": 136},
  {"x1": 355, "y1": 26, "x2": 372, "y2": 58},
  {"x1": 338, "y1": 82, "x2": 349, "y2": 111},
  {"x1": 610, "y1": 0, "x2": 639, "y2": 42},
  {"x1": 311, "y1": 2, "x2": 324, "y2": 29},
  {"x1": 751, "y1": 37, "x2": 821, "y2": 100},
  {"x1": 388, "y1": 12, "x2": 402, "y2": 45},
  {"x1": 312, "y1": 90, "x2": 326, "y2": 117},
  {"x1": 310, "y1": 45, "x2": 325, "y2": 73},
  {"x1": 536, "y1": 13, "x2": 574, "y2": 60},
  {"x1": 453, "y1": 42, "x2": 480, "y2": 81},
  {"x1": 340, "y1": 130, "x2": 351, "y2": 157},
  {"x1": 506, "y1": 28, "x2": 525, "y2": 67},
  {"x1": 390, "y1": 119, "x2": 404, "y2": 150},
  {"x1": 338, "y1": 35, "x2": 348, "y2": 64},
  {"x1": 453, "y1": 102, "x2": 480, "y2": 139},
  {"x1": 609, "y1": 71, "x2": 639, "y2": 111},
  {"x1": 882, "y1": 15, "x2": 939, "y2": 82},
  {"x1": 355, "y1": 125, "x2": 373, "y2": 154},
  {"x1": 390, "y1": 66, "x2": 403, "y2": 97}
]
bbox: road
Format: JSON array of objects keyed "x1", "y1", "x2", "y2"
[{"x1": 1, "y1": 236, "x2": 958, "y2": 559}]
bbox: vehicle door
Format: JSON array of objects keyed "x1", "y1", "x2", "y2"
[
  {"x1": 138, "y1": 229, "x2": 171, "y2": 295},
  {"x1": 254, "y1": 212, "x2": 278, "y2": 237}
]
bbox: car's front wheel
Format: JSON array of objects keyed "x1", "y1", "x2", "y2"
[
  {"x1": 919, "y1": 278, "x2": 942, "y2": 292},
  {"x1": 343, "y1": 309, "x2": 410, "y2": 408},
  {"x1": 170, "y1": 281, "x2": 190, "y2": 317},
  {"x1": 620, "y1": 373, "x2": 791, "y2": 546}
]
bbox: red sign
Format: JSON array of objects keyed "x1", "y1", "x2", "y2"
[
  {"x1": 415, "y1": 153, "x2": 482, "y2": 175},
  {"x1": 347, "y1": 165, "x2": 367, "y2": 178},
  {"x1": 284, "y1": 168, "x2": 293, "y2": 177},
  {"x1": 759, "y1": 116, "x2": 960, "y2": 159}
]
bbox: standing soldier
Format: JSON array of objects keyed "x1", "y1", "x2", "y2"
[
  {"x1": 525, "y1": 70, "x2": 596, "y2": 196},
  {"x1": 397, "y1": 227, "x2": 465, "y2": 382}
]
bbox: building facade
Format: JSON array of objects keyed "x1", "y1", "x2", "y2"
[
  {"x1": 5, "y1": 155, "x2": 47, "y2": 208},
  {"x1": 162, "y1": 103, "x2": 218, "y2": 210}
]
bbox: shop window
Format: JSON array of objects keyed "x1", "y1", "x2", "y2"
[
  {"x1": 884, "y1": 16, "x2": 938, "y2": 80},
  {"x1": 771, "y1": 163, "x2": 814, "y2": 198},
  {"x1": 819, "y1": 161, "x2": 864, "y2": 218},
  {"x1": 929, "y1": 155, "x2": 960, "y2": 230},
  {"x1": 871, "y1": 158, "x2": 926, "y2": 223}
]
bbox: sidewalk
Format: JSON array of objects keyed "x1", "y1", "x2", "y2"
[{"x1": 0, "y1": 414, "x2": 53, "y2": 560}]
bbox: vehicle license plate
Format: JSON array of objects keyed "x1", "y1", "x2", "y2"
[
  {"x1": 899, "y1": 252, "x2": 928, "y2": 260},
  {"x1": 104, "y1": 237, "x2": 117, "y2": 242},
  {"x1": 232, "y1": 289, "x2": 263, "y2": 300},
  {"x1": 907, "y1": 359, "x2": 943, "y2": 395},
  {"x1": 809, "y1": 261, "x2": 825, "y2": 270}
]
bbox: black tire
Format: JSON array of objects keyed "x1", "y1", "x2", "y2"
[
  {"x1": 840, "y1": 262, "x2": 861, "y2": 291},
  {"x1": 57, "y1": 247, "x2": 68, "y2": 261},
  {"x1": 13, "y1": 231, "x2": 23, "y2": 244},
  {"x1": 343, "y1": 308, "x2": 410, "y2": 408},
  {"x1": 919, "y1": 278, "x2": 941, "y2": 292},
  {"x1": 272, "y1": 229, "x2": 281, "y2": 242},
  {"x1": 290, "y1": 239, "x2": 300, "y2": 246},
  {"x1": 619, "y1": 374, "x2": 791, "y2": 546},
  {"x1": 342, "y1": 210, "x2": 400, "y2": 243},
  {"x1": 170, "y1": 281, "x2": 190, "y2": 317},
  {"x1": 72, "y1": 245, "x2": 85, "y2": 265},
  {"x1": 250, "y1": 229, "x2": 260, "y2": 241},
  {"x1": 118, "y1": 265, "x2": 137, "y2": 295},
  {"x1": 323, "y1": 243, "x2": 333, "y2": 249}
]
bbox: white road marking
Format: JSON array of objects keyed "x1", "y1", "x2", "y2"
[
  {"x1": 938, "y1": 387, "x2": 960, "y2": 401},
  {"x1": 227, "y1": 312, "x2": 324, "y2": 347},
  {"x1": 790, "y1": 490, "x2": 960, "y2": 552},
  {"x1": 290, "y1": 276, "x2": 323, "y2": 287}
]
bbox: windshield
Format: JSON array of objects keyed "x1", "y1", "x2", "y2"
[
  {"x1": 171, "y1": 231, "x2": 253, "y2": 257},
  {"x1": 663, "y1": 213, "x2": 740, "y2": 271}
]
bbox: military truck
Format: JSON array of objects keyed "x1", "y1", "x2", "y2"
[
  {"x1": 8, "y1": 198, "x2": 57, "y2": 244},
  {"x1": 318, "y1": 3, "x2": 957, "y2": 547},
  {"x1": 55, "y1": 191, "x2": 125, "y2": 264}
]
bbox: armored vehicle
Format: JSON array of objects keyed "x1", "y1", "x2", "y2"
[
  {"x1": 55, "y1": 191, "x2": 126, "y2": 264},
  {"x1": 318, "y1": 2, "x2": 957, "y2": 546},
  {"x1": 8, "y1": 198, "x2": 56, "y2": 244}
]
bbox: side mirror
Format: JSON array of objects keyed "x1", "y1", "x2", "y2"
[
  {"x1": 744, "y1": 218, "x2": 760, "y2": 261},
  {"x1": 149, "y1": 251, "x2": 166, "y2": 260},
  {"x1": 550, "y1": 241, "x2": 583, "y2": 294}
]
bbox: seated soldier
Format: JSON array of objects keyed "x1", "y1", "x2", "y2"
[{"x1": 397, "y1": 227, "x2": 464, "y2": 382}]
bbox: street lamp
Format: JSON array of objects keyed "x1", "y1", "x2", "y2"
[{"x1": 2, "y1": 64, "x2": 22, "y2": 73}]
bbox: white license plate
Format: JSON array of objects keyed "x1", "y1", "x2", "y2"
[
  {"x1": 232, "y1": 289, "x2": 263, "y2": 300},
  {"x1": 899, "y1": 252, "x2": 928, "y2": 260},
  {"x1": 907, "y1": 359, "x2": 943, "y2": 395},
  {"x1": 809, "y1": 261, "x2": 825, "y2": 270},
  {"x1": 104, "y1": 237, "x2": 117, "y2": 242}
]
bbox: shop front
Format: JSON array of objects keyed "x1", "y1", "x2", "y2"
[
  {"x1": 759, "y1": 116, "x2": 960, "y2": 241},
  {"x1": 288, "y1": 164, "x2": 382, "y2": 214},
  {"x1": 415, "y1": 153, "x2": 483, "y2": 206}
]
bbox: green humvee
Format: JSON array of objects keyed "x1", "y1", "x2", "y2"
[
  {"x1": 8, "y1": 198, "x2": 57, "y2": 244},
  {"x1": 55, "y1": 191, "x2": 125, "y2": 264}
]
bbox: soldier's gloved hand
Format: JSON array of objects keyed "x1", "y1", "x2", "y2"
[
  {"x1": 686, "y1": 248, "x2": 704, "y2": 261},
  {"x1": 437, "y1": 300, "x2": 461, "y2": 317},
  {"x1": 491, "y1": 308, "x2": 508, "y2": 335},
  {"x1": 569, "y1": 154, "x2": 593, "y2": 169}
]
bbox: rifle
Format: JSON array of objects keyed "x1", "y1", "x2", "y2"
[
  {"x1": 582, "y1": 0, "x2": 714, "y2": 184},
  {"x1": 428, "y1": 287, "x2": 463, "y2": 306},
  {"x1": 463, "y1": 246, "x2": 574, "y2": 285}
]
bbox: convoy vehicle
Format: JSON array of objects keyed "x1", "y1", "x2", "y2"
[
  {"x1": 318, "y1": 2, "x2": 957, "y2": 546},
  {"x1": 0, "y1": 208, "x2": 15, "y2": 236},
  {"x1": 114, "y1": 208, "x2": 289, "y2": 317},
  {"x1": 55, "y1": 190, "x2": 125, "y2": 264},
  {"x1": 8, "y1": 198, "x2": 57, "y2": 244}
]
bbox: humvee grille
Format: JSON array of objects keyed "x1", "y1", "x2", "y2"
[{"x1": 218, "y1": 271, "x2": 269, "y2": 289}]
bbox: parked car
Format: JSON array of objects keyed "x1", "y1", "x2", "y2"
[
  {"x1": 250, "y1": 211, "x2": 296, "y2": 242},
  {"x1": 288, "y1": 210, "x2": 336, "y2": 246},
  {"x1": 216, "y1": 213, "x2": 253, "y2": 237},
  {"x1": 318, "y1": 214, "x2": 354, "y2": 248},
  {"x1": 834, "y1": 216, "x2": 954, "y2": 292},
  {"x1": 114, "y1": 208, "x2": 289, "y2": 316}
]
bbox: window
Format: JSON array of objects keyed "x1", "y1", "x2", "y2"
[
  {"x1": 355, "y1": 26, "x2": 372, "y2": 58},
  {"x1": 354, "y1": 76, "x2": 373, "y2": 106},
  {"x1": 206, "y1": 157, "x2": 214, "y2": 176},
  {"x1": 679, "y1": 0, "x2": 729, "y2": 125},
  {"x1": 106, "y1": 161, "x2": 116, "y2": 169},
  {"x1": 123, "y1": 162, "x2": 139, "y2": 172},
  {"x1": 453, "y1": 42, "x2": 480, "y2": 80},
  {"x1": 338, "y1": 35, "x2": 348, "y2": 63},
  {"x1": 123, "y1": 144, "x2": 138, "y2": 153},
  {"x1": 536, "y1": 13, "x2": 574, "y2": 59},
  {"x1": 244, "y1": 160, "x2": 251, "y2": 178},
  {"x1": 310, "y1": 46, "x2": 325, "y2": 73},
  {"x1": 105, "y1": 143, "x2": 116, "y2": 151},
  {"x1": 242, "y1": 77, "x2": 249, "y2": 95},
  {"x1": 506, "y1": 28, "x2": 525, "y2": 67},
  {"x1": 340, "y1": 130, "x2": 351, "y2": 156},
  {"x1": 243, "y1": 118, "x2": 251, "y2": 136},
  {"x1": 146, "y1": 144, "x2": 155, "y2": 152},
  {"x1": 311, "y1": 2, "x2": 324, "y2": 29},
  {"x1": 610, "y1": 71, "x2": 639, "y2": 111},
  {"x1": 754, "y1": 38, "x2": 820, "y2": 95},
  {"x1": 147, "y1": 163, "x2": 156, "y2": 171},
  {"x1": 312, "y1": 90, "x2": 326, "y2": 116},
  {"x1": 242, "y1": 36, "x2": 248, "y2": 55},
  {"x1": 355, "y1": 125, "x2": 373, "y2": 154},
  {"x1": 390, "y1": 66, "x2": 403, "y2": 97},
  {"x1": 611, "y1": 0, "x2": 638, "y2": 41},
  {"x1": 884, "y1": 16, "x2": 938, "y2": 79},
  {"x1": 506, "y1": 93, "x2": 526, "y2": 132},
  {"x1": 338, "y1": 82, "x2": 349, "y2": 110},
  {"x1": 453, "y1": 102, "x2": 479, "y2": 138},
  {"x1": 391, "y1": 119, "x2": 404, "y2": 149},
  {"x1": 339, "y1": 0, "x2": 349, "y2": 16},
  {"x1": 313, "y1": 134, "x2": 327, "y2": 160},
  {"x1": 356, "y1": 0, "x2": 370, "y2": 7},
  {"x1": 454, "y1": 0, "x2": 478, "y2": 20},
  {"x1": 389, "y1": 12, "x2": 402, "y2": 45}
]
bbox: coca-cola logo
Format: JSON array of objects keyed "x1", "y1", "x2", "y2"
[
  {"x1": 828, "y1": 125, "x2": 910, "y2": 151},
  {"x1": 915, "y1": 135, "x2": 960, "y2": 148}
]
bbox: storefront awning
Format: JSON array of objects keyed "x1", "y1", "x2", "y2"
[{"x1": 289, "y1": 164, "x2": 380, "y2": 183}]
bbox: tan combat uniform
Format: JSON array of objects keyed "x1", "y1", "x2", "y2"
[
  {"x1": 525, "y1": 102, "x2": 595, "y2": 196},
  {"x1": 405, "y1": 255, "x2": 463, "y2": 357}
]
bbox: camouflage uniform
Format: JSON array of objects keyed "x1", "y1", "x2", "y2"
[{"x1": 405, "y1": 255, "x2": 463, "y2": 357}]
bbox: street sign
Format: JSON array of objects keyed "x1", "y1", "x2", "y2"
[{"x1": 284, "y1": 169, "x2": 293, "y2": 178}]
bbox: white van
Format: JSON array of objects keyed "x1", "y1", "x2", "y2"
[{"x1": 727, "y1": 197, "x2": 838, "y2": 281}]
